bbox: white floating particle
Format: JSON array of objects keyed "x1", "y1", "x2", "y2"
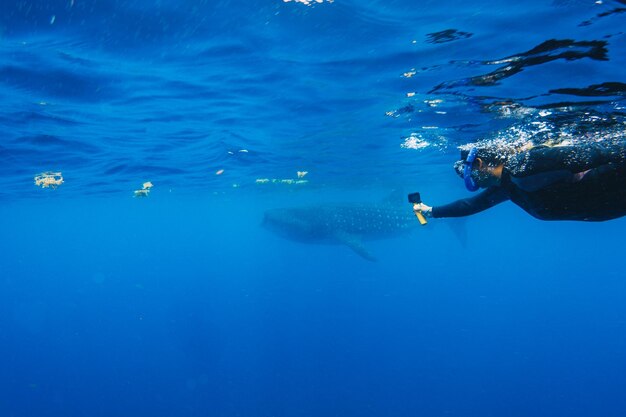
[
  {"x1": 283, "y1": 0, "x2": 334, "y2": 5},
  {"x1": 134, "y1": 189, "x2": 149, "y2": 198}
]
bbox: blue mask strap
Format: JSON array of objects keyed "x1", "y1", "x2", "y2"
[{"x1": 464, "y1": 148, "x2": 480, "y2": 192}]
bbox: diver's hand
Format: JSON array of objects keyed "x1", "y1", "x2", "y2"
[{"x1": 413, "y1": 203, "x2": 433, "y2": 218}]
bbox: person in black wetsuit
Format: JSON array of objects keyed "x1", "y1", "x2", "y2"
[{"x1": 415, "y1": 140, "x2": 626, "y2": 221}]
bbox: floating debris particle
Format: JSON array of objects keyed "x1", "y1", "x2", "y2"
[
  {"x1": 425, "y1": 99, "x2": 443, "y2": 107},
  {"x1": 406, "y1": 92, "x2": 416, "y2": 97},
  {"x1": 34, "y1": 172, "x2": 64, "y2": 189},
  {"x1": 133, "y1": 181, "x2": 153, "y2": 198},
  {"x1": 238, "y1": 149, "x2": 249, "y2": 153},
  {"x1": 297, "y1": 171, "x2": 308, "y2": 178},
  {"x1": 278, "y1": 179, "x2": 309, "y2": 185},
  {"x1": 216, "y1": 169, "x2": 224, "y2": 175},
  {"x1": 283, "y1": 0, "x2": 333, "y2": 5},
  {"x1": 255, "y1": 178, "x2": 308, "y2": 185}
]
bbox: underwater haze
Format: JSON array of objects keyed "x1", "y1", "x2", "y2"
[{"x1": 1, "y1": 1, "x2": 626, "y2": 416}]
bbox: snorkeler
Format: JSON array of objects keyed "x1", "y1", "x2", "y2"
[{"x1": 412, "y1": 140, "x2": 626, "y2": 221}]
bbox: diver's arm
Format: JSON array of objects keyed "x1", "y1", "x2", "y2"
[
  {"x1": 430, "y1": 187, "x2": 509, "y2": 218},
  {"x1": 509, "y1": 143, "x2": 625, "y2": 177}
]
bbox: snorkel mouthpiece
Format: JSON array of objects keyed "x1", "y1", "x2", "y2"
[{"x1": 463, "y1": 147, "x2": 480, "y2": 192}]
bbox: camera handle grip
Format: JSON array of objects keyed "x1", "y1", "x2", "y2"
[{"x1": 412, "y1": 204, "x2": 428, "y2": 226}]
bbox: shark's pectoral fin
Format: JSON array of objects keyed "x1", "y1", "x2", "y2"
[{"x1": 335, "y1": 231, "x2": 377, "y2": 262}]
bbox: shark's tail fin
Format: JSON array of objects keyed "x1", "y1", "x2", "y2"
[{"x1": 442, "y1": 217, "x2": 468, "y2": 248}]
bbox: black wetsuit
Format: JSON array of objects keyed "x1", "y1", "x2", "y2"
[{"x1": 432, "y1": 142, "x2": 626, "y2": 221}]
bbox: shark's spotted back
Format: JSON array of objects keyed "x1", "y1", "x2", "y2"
[{"x1": 263, "y1": 200, "x2": 417, "y2": 261}]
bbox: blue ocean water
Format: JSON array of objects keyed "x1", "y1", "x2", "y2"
[{"x1": 1, "y1": 0, "x2": 626, "y2": 416}]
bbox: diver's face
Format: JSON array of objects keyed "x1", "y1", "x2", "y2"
[
  {"x1": 454, "y1": 157, "x2": 502, "y2": 188},
  {"x1": 473, "y1": 158, "x2": 502, "y2": 187},
  {"x1": 475, "y1": 170, "x2": 500, "y2": 187}
]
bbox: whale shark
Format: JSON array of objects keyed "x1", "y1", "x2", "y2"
[{"x1": 262, "y1": 198, "x2": 418, "y2": 261}]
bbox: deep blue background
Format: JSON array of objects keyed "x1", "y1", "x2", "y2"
[{"x1": 1, "y1": 1, "x2": 626, "y2": 416}]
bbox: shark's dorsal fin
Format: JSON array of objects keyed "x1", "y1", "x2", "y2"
[{"x1": 334, "y1": 231, "x2": 377, "y2": 262}]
